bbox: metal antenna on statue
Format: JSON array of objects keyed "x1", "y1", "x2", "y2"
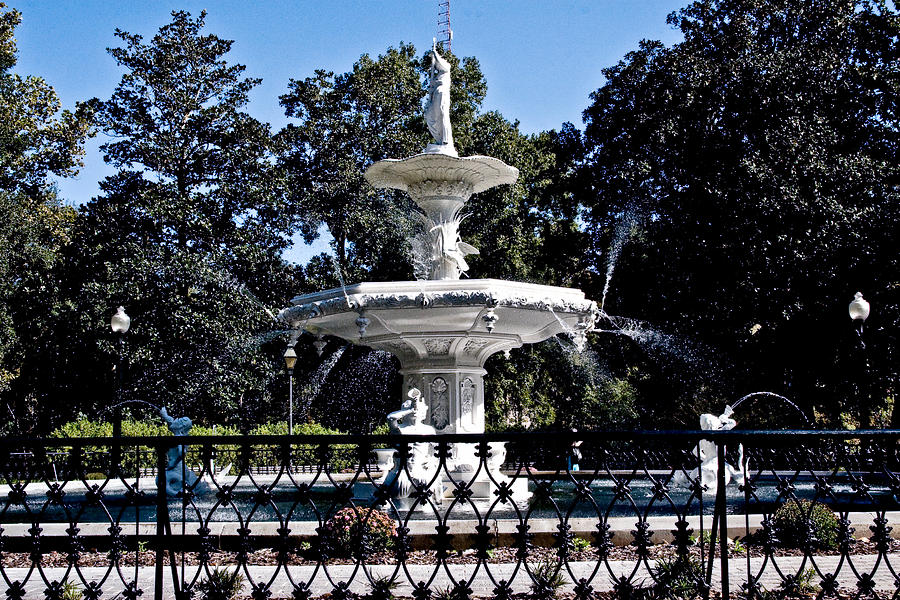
[{"x1": 438, "y1": 0, "x2": 452, "y2": 52}]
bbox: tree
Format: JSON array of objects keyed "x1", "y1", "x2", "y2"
[
  {"x1": 581, "y1": 0, "x2": 900, "y2": 426},
  {"x1": 0, "y1": 4, "x2": 93, "y2": 431},
  {"x1": 32, "y1": 11, "x2": 301, "y2": 426},
  {"x1": 279, "y1": 44, "x2": 443, "y2": 282}
]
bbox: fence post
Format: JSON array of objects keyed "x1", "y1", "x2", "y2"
[
  {"x1": 716, "y1": 442, "x2": 730, "y2": 600},
  {"x1": 155, "y1": 442, "x2": 167, "y2": 600}
]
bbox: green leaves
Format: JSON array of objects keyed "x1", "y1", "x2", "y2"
[
  {"x1": 0, "y1": 5, "x2": 92, "y2": 425},
  {"x1": 581, "y1": 0, "x2": 900, "y2": 426},
  {"x1": 48, "y1": 11, "x2": 297, "y2": 426}
]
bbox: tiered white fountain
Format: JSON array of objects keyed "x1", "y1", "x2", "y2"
[{"x1": 279, "y1": 47, "x2": 598, "y2": 501}]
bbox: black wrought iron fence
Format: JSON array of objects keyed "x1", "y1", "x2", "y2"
[{"x1": 0, "y1": 430, "x2": 898, "y2": 599}]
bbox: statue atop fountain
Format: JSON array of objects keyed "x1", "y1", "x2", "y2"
[
  {"x1": 382, "y1": 388, "x2": 444, "y2": 503},
  {"x1": 424, "y1": 44, "x2": 455, "y2": 157}
]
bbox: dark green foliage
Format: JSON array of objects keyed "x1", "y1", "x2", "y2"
[
  {"x1": 302, "y1": 345, "x2": 402, "y2": 434},
  {"x1": 529, "y1": 559, "x2": 566, "y2": 599},
  {"x1": 197, "y1": 567, "x2": 244, "y2": 600},
  {"x1": 0, "y1": 4, "x2": 93, "y2": 431},
  {"x1": 580, "y1": 0, "x2": 900, "y2": 427},
  {"x1": 652, "y1": 555, "x2": 705, "y2": 599},
  {"x1": 277, "y1": 43, "x2": 432, "y2": 280},
  {"x1": 485, "y1": 342, "x2": 640, "y2": 431},
  {"x1": 321, "y1": 507, "x2": 397, "y2": 558},
  {"x1": 35, "y1": 11, "x2": 302, "y2": 428},
  {"x1": 773, "y1": 499, "x2": 839, "y2": 550}
]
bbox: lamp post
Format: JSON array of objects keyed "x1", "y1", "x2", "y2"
[
  {"x1": 110, "y1": 306, "x2": 130, "y2": 466},
  {"x1": 849, "y1": 292, "x2": 870, "y2": 427},
  {"x1": 284, "y1": 347, "x2": 298, "y2": 436},
  {"x1": 849, "y1": 292, "x2": 870, "y2": 346}
]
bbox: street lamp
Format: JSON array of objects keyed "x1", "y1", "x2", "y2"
[
  {"x1": 284, "y1": 347, "x2": 298, "y2": 436},
  {"x1": 849, "y1": 292, "x2": 871, "y2": 427},
  {"x1": 110, "y1": 306, "x2": 130, "y2": 466},
  {"x1": 849, "y1": 292, "x2": 870, "y2": 342}
]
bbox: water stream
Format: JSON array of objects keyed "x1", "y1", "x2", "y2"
[
  {"x1": 297, "y1": 345, "x2": 347, "y2": 421},
  {"x1": 600, "y1": 211, "x2": 638, "y2": 312},
  {"x1": 729, "y1": 391, "x2": 809, "y2": 424}
]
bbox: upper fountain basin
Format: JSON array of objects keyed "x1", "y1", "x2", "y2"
[
  {"x1": 279, "y1": 279, "x2": 598, "y2": 366},
  {"x1": 364, "y1": 153, "x2": 519, "y2": 196}
]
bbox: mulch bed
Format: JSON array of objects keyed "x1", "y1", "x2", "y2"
[{"x1": 3, "y1": 537, "x2": 898, "y2": 568}]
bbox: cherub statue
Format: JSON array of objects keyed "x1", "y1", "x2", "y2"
[{"x1": 383, "y1": 389, "x2": 443, "y2": 503}]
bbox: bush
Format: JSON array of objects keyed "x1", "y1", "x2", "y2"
[
  {"x1": 49, "y1": 418, "x2": 170, "y2": 475},
  {"x1": 530, "y1": 559, "x2": 566, "y2": 599},
  {"x1": 196, "y1": 567, "x2": 244, "y2": 600},
  {"x1": 246, "y1": 421, "x2": 352, "y2": 470},
  {"x1": 773, "y1": 499, "x2": 839, "y2": 550},
  {"x1": 321, "y1": 507, "x2": 397, "y2": 558},
  {"x1": 371, "y1": 422, "x2": 390, "y2": 436},
  {"x1": 652, "y1": 556, "x2": 704, "y2": 598},
  {"x1": 47, "y1": 418, "x2": 354, "y2": 475}
]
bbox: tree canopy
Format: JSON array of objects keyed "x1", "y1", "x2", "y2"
[
  {"x1": 0, "y1": 4, "x2": 93, "y2": 430},
  {"x1": 580, "y1": 0, "x2": 900, "y2": 426},
  {"x1": 2, "y1": 1, "x2": 899, "y2": 433},
  {"x1": 12, "y1": 11, "x2": 300, "y2": 428}
]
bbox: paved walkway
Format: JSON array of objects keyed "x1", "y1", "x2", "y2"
[{"x1": 5, "y1": 555, "x2": 898, "y2": 598}]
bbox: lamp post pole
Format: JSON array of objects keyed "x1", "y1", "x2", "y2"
[
  {"x1": 284, "y1": 347, "x2": 298, "y2": 436},
  {"x1": 849, "y1": 292, "x2": 870, "y2": 426},
  {"x1": 110, "y1": 306, "x2": 131, "y2": 467}
]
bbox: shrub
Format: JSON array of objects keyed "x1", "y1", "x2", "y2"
[
  {"x1": 196, "y1": 567, "x2": 244, "y2": 600},
  {"x1": 652, "y1": 556, "x2": 704, "y2": 599},
  {"x1": 321, "y1": 507, "x2": 397, "y2": 558},
  {"x1": 61, "y1": 581, "x2": 82, "y2": 600},
  {"x1": 530, "y1": 559, "x2": 566, "y2": 599},
  {"x1": 49, "y1": 418, "x2": 169, "y2": 475},
  {"x1": 48, "y1": 418, "x2": 353, "y2": 473},
  {"x1": 571, "y1": 536, "x2": 592, "y2": 552},
  {"x1": 773, "y1": 499, "x2": 839, "y2": 550},
  {"x1": 246, "y1": 421, "x2": 352, "y2": 470}
]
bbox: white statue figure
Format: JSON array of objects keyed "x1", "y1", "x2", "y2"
[
  {"x1": 383, "y1": 388, "x2": 443, "y2": 503},
  {"x1": 430, "y1": 220, "x2": 479, "y2": 279},
  {"x1": 159, "y1": 407, "x2": 207, "y2": 497},
  {"x1": 424, "y1": 43, "x2": 455, "y2": 155},
  {"x1": 673, "y1": 406, "x2": 744, "y2": 495}
]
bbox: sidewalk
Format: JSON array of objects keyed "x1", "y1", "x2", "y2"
[{"x1": 5, "y1": 554, "x2": 897, "y2": 599}]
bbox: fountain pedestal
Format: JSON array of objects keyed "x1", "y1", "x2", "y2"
[{"x1": 279, "y1": 279, "x2": 597, "y2": 500}]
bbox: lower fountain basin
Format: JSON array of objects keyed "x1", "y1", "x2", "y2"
[{"x1": 279, "y1": 279, "x2": 598, "y2": 364}]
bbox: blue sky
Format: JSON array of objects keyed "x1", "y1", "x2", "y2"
[{"x1": 12, "y1": 1, "x2": 686, "y2": 262}]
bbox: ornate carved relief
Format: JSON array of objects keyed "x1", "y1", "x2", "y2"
[
  {"x1": 382, "y1": 340, "x2": 415, "y2": 359},
  {"x1": 463, "y1": 338, "x2": 489, "y2": 356},
  {"x1": 460, "y1": 377, "x2": 475, "y2": 422},
  {"x1": 424, "y1": 338, "x2": 452, "y2": 356},
  {"x1": 407, "y1": 179, "x2": 474, "y2": 202},
  {"x1": 430, "y1": 377, "x2": 449, "y2": 430}
]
